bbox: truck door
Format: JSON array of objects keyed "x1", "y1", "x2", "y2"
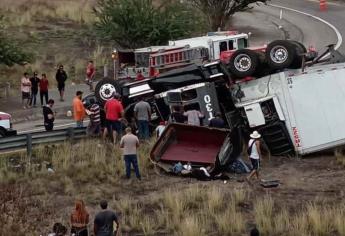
[
  {"x1": 238, "y1": 97, "x2": 295, "y2": 156},
  {"x1": 213, "y1": 41, "x2": 228, "y2": 60},
  {"x1": 244, "y1": 103, "x2": 266, "y2": 128}
]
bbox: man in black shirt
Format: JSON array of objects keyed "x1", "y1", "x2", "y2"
[
  {"x1": 29, "y1": 72, "x2": 40, "y2": 107},
  {"x1": 169, "y1": 105, "x2": 185, "y2": 123},
  {"x1": 55, "y1": 65, "x2": 67, "y2": 101},
  {"x1": 209, "y1": 112, "x2": 225, "y2": 128},
  {"x1": 94, "y1": 200, "x2": 120, "y2": 236},
  {"x1": 43, "y1": 99, "x2": 55, "y2": 131}
]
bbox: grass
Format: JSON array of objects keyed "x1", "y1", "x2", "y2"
[
  {"x1": 1, "y1": 140, "x2": 345, "y2": 235},
  {"x1": 0, "y1": 0, "x2": 95, "y2": 27}
]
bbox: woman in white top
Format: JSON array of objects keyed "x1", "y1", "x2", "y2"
[{"x1": 246, "y1": 131, "x2": 262, "y2": 181}]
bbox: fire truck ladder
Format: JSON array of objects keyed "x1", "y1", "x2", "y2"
[{"x1": 150, "y1": 46, "x2": 208, "y2": 69}]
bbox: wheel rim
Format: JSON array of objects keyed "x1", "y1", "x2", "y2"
[
  {"x1": 234, "y1": 54, "x2": 252, "y2": 72},
  {"x1": 99, "y1": 83, "x2": 116, "y2": 101},
  {"x1": 270, "y1": 45, "x2": 288, "y2": 64}
]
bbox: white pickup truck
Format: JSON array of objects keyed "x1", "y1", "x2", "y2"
[
  {"x1": 0, "y1": 111, "x2": 16, "y2": 137},
  {"x1": 233, "y1": 46, "x2": 345, "y2": 155}
]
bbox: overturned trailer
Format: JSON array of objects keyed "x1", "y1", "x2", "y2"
[{"x1": 151, "y1": 43, "x2": 345, "y2": 159}]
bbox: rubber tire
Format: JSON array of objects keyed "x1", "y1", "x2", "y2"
[
  {"x1": 266, "y1": 40, "x2": 297, "y2": 70},
  {"x1": 289, "y1": 40, "x2": 307, "y2": 53},
  {"x1": 95, "y1": 78, "x2": 121, "y2": 105},
  {"x1": 228, "y1": 49, "x2": 260, "y2": 78},
  {"x1": 289, "y1": 40, "x2": 307, "y2": 68},
  {"x1": 0, "y1": 129, "x2": 5, "y2": 138}
]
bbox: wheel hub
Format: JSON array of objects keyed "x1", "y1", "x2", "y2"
[
  {"x1": 234, "y1": 54, "x2": 252, "y2": 72},
  {"x1": 99, "y1": 83, "x2": 116, "y2": 101},
  {"x1": 270, "y1": 46, "x2": 288, "y2": 64}
]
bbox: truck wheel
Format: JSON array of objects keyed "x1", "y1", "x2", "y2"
[
  {"x1": 289, "y1": 40, "x2": 307, "y2": 68},
  {"x1": 228, "y1": 49, "x2": 260, "y2": 78},
  {"x1": 95, "y1": 78, "x2": 121, "y2": 104},
  {"x1": 266, "y1": 40, "x2": 296, "y2": 70},
  {"x1": 290, "y1": 40, "x2": 307, "y2": 53},
  {"x1": 0, "y1": 130, "x2": 5, "y2": 138}
]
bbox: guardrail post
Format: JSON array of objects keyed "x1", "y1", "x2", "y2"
[
  {"x1": 5, "y1": 82, "x2": 11, "y2": 98},
  {"x1": 104, "y1": 65, "x2": 108, "y2": 77},
  {"x1": 67, "y1": 127, "x2": 75, "y2": 142},
  {"x1": 26, "y1": 134, "x2": 32, "y2": 164}
]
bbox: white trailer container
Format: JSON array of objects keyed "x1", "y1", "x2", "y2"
[{"x1": 233, "y1": 62, "x2": 345, "y2": 155}]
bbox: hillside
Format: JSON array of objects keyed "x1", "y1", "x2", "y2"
[{"x1": 0, "y1": 0, "x2": 108, "y2": 88}]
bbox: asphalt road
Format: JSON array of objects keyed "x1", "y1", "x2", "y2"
[{"x1": 270, "y1": 0, "x2": 345, "y2": 52}]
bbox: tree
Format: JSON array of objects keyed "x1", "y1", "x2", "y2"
[
  {"x1": 188, "y1": 0, "x2": 268, "y2": 31},
  {"x1": 94, "y1": 0, "x2": 205, "y2": 48},
  {"x1": 0, "y1": 15, "x2": 33, "y2": 66}
]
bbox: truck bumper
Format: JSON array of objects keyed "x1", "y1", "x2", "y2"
[{"x1": 6, "y1": 129, "x2": 17, "y2": 136}]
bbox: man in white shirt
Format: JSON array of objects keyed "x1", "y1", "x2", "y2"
[
  {"x1": 21, "y1": 72, "x2": 31, "y2": 109},
  {"x1": 120, "y1": 127, "x2": 141, "y2": 179},
  {"x1": 183, "y1": 108, "x2": 204, "y2": 126},
  {"x1": 155, "y1": 121, "x2": 166, "y2": 138},
  {"x1": 246, "y1": 131, "x2": 262, "y2": 181}
]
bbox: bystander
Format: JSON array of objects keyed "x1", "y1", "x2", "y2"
[
  {"x1": 21, "y1": 72, "x2": 31, "y2": 109},
  {"x1": 43, "y1": 99, "x2": 55, "y2": 131},
  {"x1": 29, "y1": 72, "x2": 40, "y2": 107},
  {"x1": 94, "y1": 200, "x2": 120, "y2": 236},
  {"x1": 103, "y1": 93, "x2": 124, "y2": 144},
  {"x1": 120, "y1": 127, "x2": 141, "y2": 179},
  {"x1": 56, "y1": 65, "x2": 67, "y2": 101},
  {"x1": 73, "y1": 91, "x2": 86, "y2": 128},
  {"x1": 134, "y1": 97, "x2": 151, "y2": 140},
  {"x1": 39, "y1": 73, "x2": 49, "y2": 106}
]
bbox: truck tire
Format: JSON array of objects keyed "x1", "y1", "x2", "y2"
[
  {"x1": 228, "y1": 49, "x2": 260, "y2": 78},
  {"x1": 0, "y1": 129, "x2": 5, "y2": 138},
  {"x1": 289, "y1": 40, "x2": 307, "y2": 68},
  {"x1": 290, "y1": 40, "x2": 307, "y2": 53},
  {"x1": 95, "y1": 78, "x2": 121, "y2": 104},
  {"x1": 266, "y1": 40, "x2": 297, "y2": 70}
]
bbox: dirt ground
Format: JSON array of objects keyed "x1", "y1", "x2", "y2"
[{"x1": 1, "y1": 144, "x2": 344, "y2": 236}]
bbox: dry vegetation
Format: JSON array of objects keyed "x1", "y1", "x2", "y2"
[
  {"x1": 1, "y1": 139, "x2": 345, "y2": 235},
  {"x1": 0, "y1": 0, "x2": 109, "y2": 87}
]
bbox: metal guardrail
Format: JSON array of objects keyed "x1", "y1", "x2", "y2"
[{"x1": 0, "y1": 127, "x2": 87, "y2": 153}]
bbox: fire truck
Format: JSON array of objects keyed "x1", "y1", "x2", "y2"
[{"x1": 116, "y1": 31, "x2": 250, "y2": 79}]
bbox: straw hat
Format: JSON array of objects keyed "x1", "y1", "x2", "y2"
[{"x1": 250, "y1": 131, "x2": 261, "y2": 139}]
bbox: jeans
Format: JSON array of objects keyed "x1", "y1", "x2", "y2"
[
  {"x1": 30, "y1": 90, "x2": 38, "y2": 106},
  {"x1": 44, "y1": 123, "x2": 54, "y2": 131},
  {"x1": 124, "y1": 154, "x2": 141, "y2": 179},
  {"x1": 76, "y1": 120, "x2": 84, "y2": 128},
  {"x1": 138, "y1": 120, "x2": 149, "y2": 139},
  {"x1": 40, "y1": 91, "x2": 48, "y2": 105}
]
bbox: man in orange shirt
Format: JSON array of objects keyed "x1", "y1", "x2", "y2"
[{"x1": 73, "y1": 91, "x2": 86, "y2": 128}]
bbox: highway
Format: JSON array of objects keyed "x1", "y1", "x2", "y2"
[{"x1": 271, "y1": 0, "x2": 345, "y2": 52}]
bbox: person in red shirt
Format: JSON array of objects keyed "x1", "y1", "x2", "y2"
[
  {"x1": 103, "y1": 93, "x2": 124, "y2": 144},
  {"x1": 86, "y1": 60, "x2": 96, "y2": 91},
  {"x1": 135, "y1": 70, "x2": 145, "y2": 81},
  {"x1": 39, "y1": 73, "x2": 49, "y2": 106}
]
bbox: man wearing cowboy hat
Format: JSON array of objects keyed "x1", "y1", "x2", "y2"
[{"x1": 247, "y1": 131, "x2": 262, "y2": 181}]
